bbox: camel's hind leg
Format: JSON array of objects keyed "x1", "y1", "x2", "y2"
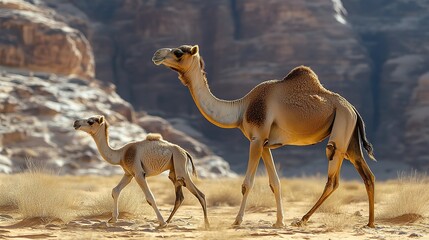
[
  {"x1": 293, "y1": 106, "x2": 356, "y2": 227},
  {"x1": 182, "y1": 175, "x2": 210, "y2": 229},
  {"x1": 293, "y1": 153, "x2": 344, "y2": 226},
  {"x1": 172, "y1": 149, "x2": 209, "y2": 229},
  {"x1": 166, "y1": 170, "x2": 184, "y2": 223},
  {"x1": 347, "y1": 127, "x2": 375, "y2": 228}
]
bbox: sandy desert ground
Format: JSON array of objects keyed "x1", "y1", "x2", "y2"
[{"x1": 0, "y1": 170, "x2": 428, "y2": 240}]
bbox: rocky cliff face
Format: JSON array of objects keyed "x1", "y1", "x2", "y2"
[
  {"x1": 343, "y1": 0, "x2": 429, "y2": 169},
  {"x1": 0, "y1": 0, "x2": 235, "y2": 178}
]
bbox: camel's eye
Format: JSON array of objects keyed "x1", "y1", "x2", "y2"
[
  {"x1": 173, "y1": 49, "x2": 184, "y2": 58},
  {"x1": 88, "y1": 119, "x2": 95, "y2": 125}
]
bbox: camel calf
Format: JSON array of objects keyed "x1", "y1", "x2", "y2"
[{"x1": 73, "y1": 115, "x2": 209, "y2": 228}]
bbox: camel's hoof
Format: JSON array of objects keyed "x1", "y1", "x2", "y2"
[
  {"x1": 291, "y1": 219, "x2": 306, "y2": 227},
  {"x1": 107, "y1": 217, "x2": 117, "y2": 223},
  {"x1": 273, "y1": 221, "x2": 285, "y2": 228},
  {"x1": 366, "y1": 223, "x2": 375, "y2": 228},
  {"x1": 156, "y1": 222, "x2": 168, "y2": 229},
  {"x1": 232, "y1": 219, "x2": 242, "y2": 228},
  {"x1": 204, "y1": 222, "x2": 210, "y2": 230}
]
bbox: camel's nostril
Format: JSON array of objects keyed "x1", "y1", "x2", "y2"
[
  {"x1": 152, "y1": 48, "x2": 172, "y2": 65},
  {"x1": 73, "y1": 120, "x2": 80, "y2": 129}
]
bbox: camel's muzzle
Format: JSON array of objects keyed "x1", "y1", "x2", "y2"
[
  {"x1": 152, "y1": 48, "x2": 171, "y2": 65},
  {"x1": 73, "y1": 120, "x2": 81, "y2": 130}
]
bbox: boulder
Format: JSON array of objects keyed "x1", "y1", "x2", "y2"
[{"x1": 0, "y1": 1, "x2": 94, "y2": 79}]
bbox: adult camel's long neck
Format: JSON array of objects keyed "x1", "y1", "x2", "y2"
[
  {"x1": 91, "y1": 124, "x2": 121, "y2": 165},
  {"x1": 181, "y1": 58, "x2": 245, "y2": 129}
]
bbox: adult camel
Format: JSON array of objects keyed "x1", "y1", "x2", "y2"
[{"x1": 152, "y1": 45, "x2": 376, "y2": 228}]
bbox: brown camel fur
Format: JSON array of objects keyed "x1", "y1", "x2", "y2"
[{"x1": 152, "y1": 45, "x2": 376, "y2": 228}]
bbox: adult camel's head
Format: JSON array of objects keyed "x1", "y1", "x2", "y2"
[
  {"x1": 73, "y1": 115, "x2": 105, "y2": 135},
  {"x1": 152, "y1": 45, "x2": 202, "y2": 85}
]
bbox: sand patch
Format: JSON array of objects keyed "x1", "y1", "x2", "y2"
[{"x1": 380, "y1": 214, "x2": 424, "y2": 224}]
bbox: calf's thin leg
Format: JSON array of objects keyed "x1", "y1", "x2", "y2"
[
  {"x1": 109, "y1": 173, "x2": 133, "y2": 223},
  {"x1": 166, "y1": 171, "x2": 184, "y2": 223}
]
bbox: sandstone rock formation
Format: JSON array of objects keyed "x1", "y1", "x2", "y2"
[
  {"x1": 343, "y1": 0, "x2": 429, "y2": 169},
  {"x1": 0, "y1": 0, "x2": 94, "y2": 79}
]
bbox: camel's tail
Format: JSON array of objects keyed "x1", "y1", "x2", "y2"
[
  {"x1": 353, "y1": 107, "x2": 376, "y2": 161},
  {"x1": 185, "y1": 151, "x2": 198, "y2": 178}
]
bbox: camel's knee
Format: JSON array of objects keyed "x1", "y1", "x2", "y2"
[
  {"x1": 177, "y1": 177, "x2": 186, "y2": 187},
  {"x1": 326, "y1": 141, "x2": 336, "y2": 160},
  {"x1": 178, "y1": 190, "x2": 185, "y2": 201},
  {"x1": 324, "y1": 176, "x2": 339, "y2": 193},
  {"x1": 269, "y1": 184, "x2": 275, "y2": 193},
  {"x1": 146, "y1": 195, "x2": 157, "y2": 207},
  {"x1": 241, "y1": 182, "x2": 253, "y2": 196},
  {"x1": 332, "y1": 177, "x2": 340, "y2": 190},
  {"x1": 364, "y1": 173, "x2": 375, "y2": 189},
  {"x1": 269, "y1": 180, "x2": 281, "y2": 194},
  {"x1": 176, "y1": 188, "x2": 185, "y2": 203},
  {"x1": 111, "y1": 187, "x2": 120, "y2": 200}
]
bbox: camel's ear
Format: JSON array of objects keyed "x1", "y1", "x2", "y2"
[
  {"x1": 97, "y1": 116, "x2": 105, "y2": 124},
  {"x1": 191, "y1": 45, "x2": 199, "y2": 55}
]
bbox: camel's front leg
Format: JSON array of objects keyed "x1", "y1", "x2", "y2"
[
  {"x1": 232, "y1": 138, "x2": 262, "y2": 227},
  {"x1": 109, "y1": 173, "x2": 133, "y2": 223},
  {"x1": 134, "y1": 172, "x2": 167, "y2": 228},
  {"x1": 261, "y1": 148, "x2": 284, "y2": 228}
]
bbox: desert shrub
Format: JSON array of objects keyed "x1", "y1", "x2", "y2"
[{"x1": 378, "y1": 171, "x2": 429, "y2": 219}]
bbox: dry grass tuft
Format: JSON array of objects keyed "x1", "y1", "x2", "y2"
[
  {"x1": 0, "y1": 175, "x2": 18, "y2": 209},
  {"x1": 10, "y1": 171, "x2": 80, "y2": 222},
  {"x1": 378, "y1": 172, "x2": 429, "y2": 220}
]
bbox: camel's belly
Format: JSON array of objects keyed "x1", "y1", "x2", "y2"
[
  {"x1": 267, "y1": 111, "x2": 334, "y2": 147},
  {"x1": 268, "y1": 93, "x2": 334, "y2": 144},
  {"x1": 267, "y1": 125, "x2": 330, "y2": 147},
  {"x1": 139, "y1": 143, "x2": 172, "y2": 177}
]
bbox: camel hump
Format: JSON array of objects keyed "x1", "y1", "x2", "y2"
[
  {"x1": 283, "y1": 66, "x2": 317, "y2": 81},
  {"x1": 146, "y1": 133, "x2": 163, "y2": 141},
  {"x1": 282, "y1": 65, "x2": 326, "y2": 91}
]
